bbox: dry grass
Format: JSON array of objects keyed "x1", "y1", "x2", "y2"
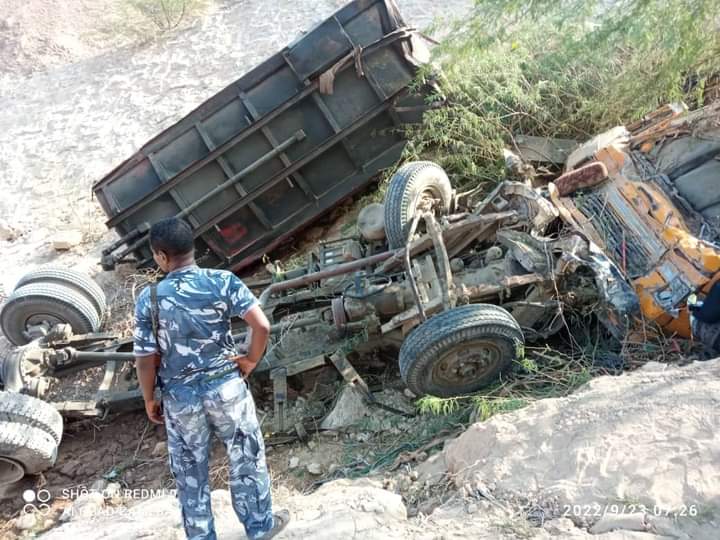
[{"x1": 103, "y1": 268, "x2": 162, "y2": 337}]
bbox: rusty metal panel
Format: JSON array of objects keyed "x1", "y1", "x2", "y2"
[{"x1": 92, "y1": 0, "x2": 435, "y2": 272}]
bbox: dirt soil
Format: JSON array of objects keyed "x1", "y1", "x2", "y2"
[
  {"x1": 2, "y1": 360, "x2": 718, "y2": 539},
  {"x1": 0, "y1": 0, "x2": 122, "y2": 76},
  {"x1": 5, "y1": 1, "x2": 719, "y2": 539},
  {"x1": 0, "y1": 1, "x2": 474, "y2": 536}
]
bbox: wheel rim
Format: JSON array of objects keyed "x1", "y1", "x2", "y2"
[
  {"x1": 25, "y1": 314, "x2": 64, "y2": 327},
  {"x1": 409, "y1": 187, "x2": 446, "y2": 240},
  {"x1": 24, "y1": 313, "x2": 64, "y2": 340},
  {"x1": 414, "y1": 187, "x2": 445, "y2": 215},
  {"x1": 0, "y1": 456, "x2": 25, "y2": 487},
  {"x1": 431, "y1": 339, "x2": 504, "y2": 388}
]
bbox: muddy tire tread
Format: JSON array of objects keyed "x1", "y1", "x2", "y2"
[
  {"x1": 399, "y1": 304, "x2": 523, "y2": 397},
  {"x1": 384, "y1": 161, "x2": 452, "y2": 249},
  {"x1": 14, "y1": 266, "x2": 106, "y2": 319},
  {"x1": 1, "y1": 283, "x2": 101, "y2": 345},
  {"x1": 0, "y1": 392, "x2": 63, "y2": 444},
  {"x1": 0, "y1": 421, "x2": 58, "y2": 475}
]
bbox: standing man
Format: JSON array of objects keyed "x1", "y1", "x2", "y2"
[{"x1": 133, "y1": 217, "x2": 289, "y2": 540}]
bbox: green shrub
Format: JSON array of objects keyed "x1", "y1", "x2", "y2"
[
  {"x1": 128, "y1": 0, "x2": 205, "y2": 31},
  {"x1": 101, "y1": 0, "x2": 208, "y2": 42},
  {"x1": 407, "y1": 0, "x2": 720, "y2": 187}
]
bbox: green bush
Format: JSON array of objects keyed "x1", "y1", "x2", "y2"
[
  {"x1": 128, "y1": 0, "x2": 206, "y2": 31},
  {"x1": 407, "y1": 0, "x2": 720, "y2": 187},
  {"x1": 101, "y1": 0, "x2": 208, "y2": 42}
]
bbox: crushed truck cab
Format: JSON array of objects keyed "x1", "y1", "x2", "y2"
[{"x1": 557, "y1": 101, "x2": 720, "y2": 338}]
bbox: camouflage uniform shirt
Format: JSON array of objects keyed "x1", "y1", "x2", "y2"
[{"x1": 133, "y1": 264, "x2": 257, "y2": 388}]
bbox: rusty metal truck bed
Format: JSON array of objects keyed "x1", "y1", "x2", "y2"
[{"x1": 92, "y1": 0, "x2": 435, "y2": 272}]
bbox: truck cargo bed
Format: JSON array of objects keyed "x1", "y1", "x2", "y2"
[{"x1": 93, "y1": 0, "x2": 435, "y2": 272}]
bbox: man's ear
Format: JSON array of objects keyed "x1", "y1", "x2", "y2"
[{"x1": 153, "y1": 249, "x2": 168, "y2": 269}]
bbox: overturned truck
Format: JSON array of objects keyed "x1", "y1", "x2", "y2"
[
  {"x1": 5, "y1": 95, "x2": 720, "y2": 477},
  {"x1": 92, "y1": 0, "x2": 437, "y2": 273},
  {"x1": 2, "y1": 33, "x2": 720, "y2": 486},
  {"x1": 1, "y1": 160, "x2": 622, "y2": 484}
]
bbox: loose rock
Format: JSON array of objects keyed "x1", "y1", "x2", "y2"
[
  {"x1": 543, "y1": 517, "x2": 577, "y2": 535},
  {"x1": 15, "y1": 512, "x2": 37, "y2": 530},
  {"x1": 0, "y1": 219, "x2": 17, "y2": 241},
  {"x1": 105, "y1": 482, "x2": 121, "y2": 499},
  {"x1": 152, "y1": 441, "x2": 168, "y2": 457},
  {"x1": 59, "y1": 459, "x2": 79, "y2": 477},
  {"x1": 61, "y1": 492, "x2": 105, "y2": 522},
  {"x1": 416, "y1": 496, "x2": 442, "y2": 517},
  {"x1": 320, "y1": 385, "x2": 369, "y2": 431},
  {"x1": 51, "y1": 230, "x2": 83, "y2": 250},
  {"x1": 90, "y1": 478, "x2": 107, "y2": 493},
  {"x1": 307, "y1": 463, "x2": 323, "y2": 475},
  {"x1": 589, "y1": 513, "x2": 649, "y2": 534}
]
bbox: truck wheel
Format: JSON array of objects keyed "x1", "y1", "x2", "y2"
[
  {"x1": 384, "y1": 161, "x2": 452, "y2": 249},
  {"x1": 0, "y1": 456, "x2": 25, "y2": 486},
  {"x1": 0, "y1": 392, "x2": 63, "y2": 444},
  {"x1": 14, "y1": 266, "x2": 107, "y2": 320},
  {"x1": 0, "y1": 421, "x2": 58, "y2": 478},
  {"x1": 1, "y1": 283, "x2": 101, "y2": 345},
  {"x1": 399, "y1": 304, "x2": 524, "y2": 397}
]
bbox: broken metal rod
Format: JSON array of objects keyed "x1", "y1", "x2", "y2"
[
  {"x1": 177, "y1": 130, "x2": 306, "y2": 220},
  {"x1": 423, "y1": 212, "x2": 455, "y2": 310},
  {"x1": 63, "y1": 350, "x2": 136, "y2": 363},
  {"x1": 56, "y1": 317, "x2": 324, "y2": 364},
  {"x1": 404, "y1": 213, "x2": 427, "y2": 322},
  {"x1": 230, "y1": 316, "x2": 323, "y2": 343},
  {"x1": 258, "y1": 250, "x2": 394, "y2": 306}
]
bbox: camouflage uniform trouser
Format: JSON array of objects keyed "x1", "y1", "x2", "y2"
[
  {"x1": 691, "y1": 315, "x2": 720, "y2": 355},
  {"x1": 163, "y1": 374, "x2": 273, "y2": 540}
]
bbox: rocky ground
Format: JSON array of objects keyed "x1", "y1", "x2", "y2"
[
  {"x1": 3, "y1": 359, "x2": 718, "y2": 539},
  {"x1": 0, "y1": 0, "x2": 471, "y2": 294},
  {"x1": 2, "y1": 1, "x2": 720, "y2": 539},
  {"x1": 0, "y1": 0, "x2": 477, "y2": 536}
]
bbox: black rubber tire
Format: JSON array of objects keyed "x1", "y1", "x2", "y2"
[
  {"x1": 384, "y1": 161, "x2": 452, "y2": 249},
  {"x1": 14, "y1": 266, "x2": 106, "y2": 320},
  {"x1": 0, "y1": 421, "x2": 58, "y2": 475},
  {"x1": 0, "y1": 392, "x2": 63, "y2": 444},
  {"x1": 399, "y1": 304, "x2": 524, "y2": 397},
  {"x1": 1, "y1": 283, "x2": 101, "y2": 346},
  {"x1": 0, "y1": 338, "x2": 13, "y2": 391}
]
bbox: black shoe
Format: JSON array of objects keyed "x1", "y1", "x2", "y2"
[{"x1": 262, "y1": 509, "x2": 290, "y2": 539}]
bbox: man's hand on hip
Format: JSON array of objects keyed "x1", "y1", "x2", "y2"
[
  {"x1": 232, "y1": 355, "x2": 257, "y2": 377},
  {"x1": 235, "y1": 305, "x2": 270, "y2": 377}
]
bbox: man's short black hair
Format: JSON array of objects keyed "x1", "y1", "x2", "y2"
[{"x1": 149, "y1": 218, "x2": 194, "y2": 257}]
